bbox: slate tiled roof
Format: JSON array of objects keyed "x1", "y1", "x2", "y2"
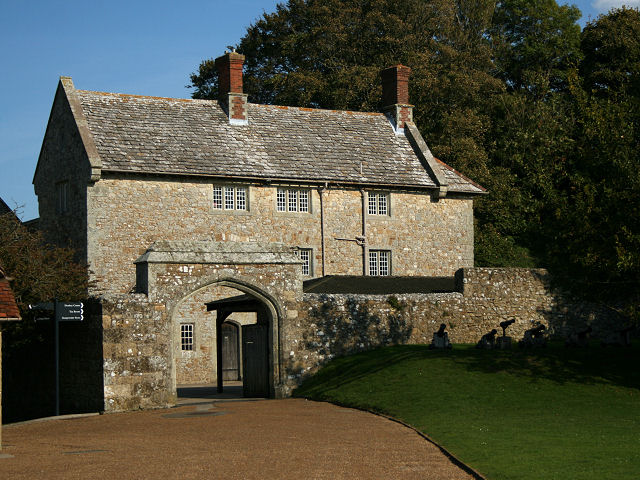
[
  {"x1": 75, "y1": 90, "x2": 483, "y2": 194},
  {"x1": 0, "y1": 267, "x2": 21, "y2": 321}
]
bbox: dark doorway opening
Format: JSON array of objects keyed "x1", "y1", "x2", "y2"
[
  {"x1": 221, "y1": 322, "x2": 240, "y2": 381},
  {"x1": 207, "y1": 293, "x2": 272, "y2": 398},
  {"x1": 241, "y1": 323, "x2": 269, "y2": 397}
]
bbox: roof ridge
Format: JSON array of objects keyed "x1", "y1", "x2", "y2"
[
  {"x1": 252, "y1": 103, "x2": 384, "y2": 117},
  {"x1": 77, "y1": 90, "x2": 210, "y2": 104},
  {"x1": 79, "y1": 90, "x2": 384, "y2": 117}
]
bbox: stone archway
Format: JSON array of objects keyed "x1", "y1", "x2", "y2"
[
  {"x1": 124, "y1": 240, "x2": 303, "y2": 405},
  {"x1": 169, "y1": 278, "x2": 283, "y2": 398}
]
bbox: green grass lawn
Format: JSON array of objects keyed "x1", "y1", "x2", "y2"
[{"x1": 293, "y1": 343, "x2": 640, "y2": 480}]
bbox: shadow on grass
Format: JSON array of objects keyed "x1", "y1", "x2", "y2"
[
  {"x1": 294, "y1": 345, "x2": 430, "y2": 397},
  {"x1": 449, "y1": 342, "x2": 640, "y2": 390},
  {"x1": 295, "y1": 343, "x2": 640, "y2": 398}
]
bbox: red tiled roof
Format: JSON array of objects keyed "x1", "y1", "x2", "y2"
[{"x1": 0, "y1": 276, "x2": 21, "y2": 321}]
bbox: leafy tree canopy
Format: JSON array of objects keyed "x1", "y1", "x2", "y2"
[
  {"x1": 490, "y1": 0, "x2": 582, "y2": 97},
  {"x1": 190, "y1": 2, "x2": 640, "y2": 308},
  {"x1": 0, "y1": 213, "x2": 87, "y2": 310},
  {"x1": 580, "y1": 6, "x2": 640, "y2": 97}
]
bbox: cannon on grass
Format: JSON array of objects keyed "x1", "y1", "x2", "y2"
[
  {"x1": 428, "y1": 323, "x2": 452, "y2": 350},
  {"x1": 495, "y1": 318, "x2": 516, "y2": 349},
  {"x1": 500, "y1": 319, "x2": 515, "y2": 337},
  {"x1": 519, "y1": 324, "x2": 547, "y2": 348},
  {"x1": 476, "y1": 329, "x2": 498, "y2": 349}
]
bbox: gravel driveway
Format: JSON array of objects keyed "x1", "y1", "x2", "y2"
[{"x1": 0, "y1": 399, "x2": 475, "y2": 479}]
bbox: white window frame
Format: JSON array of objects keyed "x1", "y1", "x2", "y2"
[
  {"x1": 277, "y1": 188, "x2": 310, "y2": 213},
  {"x1": 181, "y1": 323, "x2": 194, "y2": 351},
  {"x1": 297, "y1": 248, "x2": 313, "y2": 276},
  {"x1": 369, "y1": 250, "x2": 391, "y2": 276},
  {"x1": 367, "y1": 192, "x2": 389, "y2": 216},
  {"x1": 213, "y1": 185, "x2": 248, "y2": 211},
  {"x1": 277, "y1": 189, "x2": 287, "y2": 212}
]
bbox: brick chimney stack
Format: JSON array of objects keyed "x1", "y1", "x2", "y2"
[
  {"x1": 215, "y1": 51, "x2": 248, "y2": 125},
  {"x1": 381, "y1": 64, "x2": 413, "y2": 133}
]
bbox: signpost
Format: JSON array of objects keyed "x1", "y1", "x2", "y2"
[
  {"x1": 29, "y1": 300, "x2": 84, "y2": 416},
  {"x1": 58, "y1": 302, "x2": 84, "y2": 322}
]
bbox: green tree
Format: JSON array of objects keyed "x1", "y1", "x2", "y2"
[
  {"x1": 551, "y1": 8, "x2": 640, "y2": 301},
  {"x1": 580, "y1": 6, "x2": 640, "y2": 98},
  {"x1": 490, "y1": 0, "x2": 582, "y2": 98},
  {"x1": 0, "y1": 211, "x2": 88, "y2": 348},
  {"x1": 548, "y1": 75, "x2": 640, "y2": 300},
  {"x1": 475, "y1": 0, "x2": 582, "y2": 266}
]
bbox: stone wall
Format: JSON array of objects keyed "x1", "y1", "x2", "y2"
[
  {"x1": 56, "y1": 265, "x2": 626, "y2": 413},
  {"x1": 101, "y1": 295, "x2": 173, "y2": 412},
  {"x1": 85, "y1": 174, "x2": 473, "y2": 295},
  {"x1": 98, "y1": 241, "x2": 305, "y2": 411},
  {"x1": 289, "y1": 268, "x2": 624, "y2": 383},
  {"x1": 33, "y1": 80, "x2": 92, "y2": 262}
]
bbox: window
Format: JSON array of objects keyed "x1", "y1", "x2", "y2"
[
  {"x1": 368, "y1": 192, "x2": 389, "y2": 216},
  {"x1": 213, "y1": 186, "x2": 247, "y2": 211},
  {"x1": 369, "y1": 250, "x2": 391, "y2": 276},
  {"x1": 224, "y1": 187, "x2": 235, "y2": 210},
  {"x1": 277, "y1": 188, "x2": 309, "y2": 212},
  {"x1": 181, "y1": 324, "x2": 194, "y2": 351},
  {"x1": 297, "y1": 248, "x2": 313, "y2": 276},
  {"x1": 56, "y1": 181, "x2": 69, "y2": 214},
  {"x1": 277, "y1": 189, "x2": 286, "y2": 211}
]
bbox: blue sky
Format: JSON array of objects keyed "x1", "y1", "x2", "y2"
[{"x1": 0, "y1": 0, "x2": 637, "y2": 220}]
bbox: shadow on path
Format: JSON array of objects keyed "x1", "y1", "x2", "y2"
[{"x1": 176, "y1": 381, "x2": 264, "y2": 405}]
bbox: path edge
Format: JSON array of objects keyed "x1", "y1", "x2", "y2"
[{"x1": 305, "y1": 398, "x2": 487, "y2": 480}]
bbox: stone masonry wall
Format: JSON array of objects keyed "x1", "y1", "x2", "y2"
[
  {"x1": 100, "y1": 243, "x2": 304, "y2": 411},
  {"x1": 101, "y1": 294, "x2": 173, "y2": 412},
  {"x1": 86, "y1": 175, "x2": 473, "y2": 295},
  {"x1": 287, "y1": 268, "x2": 623, "y2": 383},
  {"x1": 93, "y1": 265, "x2": 625, "y2": 412},
  {"x1": 33, "y1": 82, "x2": 91, "y2": 262}
]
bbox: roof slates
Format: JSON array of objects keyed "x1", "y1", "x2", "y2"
[{"x1": 76, "y1": 90, "x2": 482, "y2": 193}]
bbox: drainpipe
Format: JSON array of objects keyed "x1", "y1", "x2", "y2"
[
  {"x1": 360, "y1": 189, "x2": 367, "y2": 275},
  {"x1": 319, "y1": 184, "x2": 326, "y2": 276}
]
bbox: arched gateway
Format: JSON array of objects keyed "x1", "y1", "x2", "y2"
[
  {"x1": 171, "y1": 277, "x2": 282, "y2": 398},
  {"x1": 101, "y1": 241, "x2": 302, "y2": 412}
]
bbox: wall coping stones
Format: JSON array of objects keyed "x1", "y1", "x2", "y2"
[
  {"x1": 303, "y1": 292, "x2": 463, "y2": 301},
  {"x1": 134, "y1": 240, "x2": 302, "y2": 266},
  {"x1": 303, "y1": 275, "x2": 458, "y2": 294}
]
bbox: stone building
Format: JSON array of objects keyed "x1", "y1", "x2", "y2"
[{"x1": 33, "y1": 52, "x2": 485, "y2": 409}]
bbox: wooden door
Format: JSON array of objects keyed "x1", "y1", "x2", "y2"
[
  {"x1": 221, "y1": 322, "x2": 239, "y2": 381},
  {"x1": 242, "y1": 324, "x2": 269, "y2": 397}
]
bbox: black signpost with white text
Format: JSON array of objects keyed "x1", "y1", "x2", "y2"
[{"x1": 29, "y1": 300, "x2": 84, "y2": 416}]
